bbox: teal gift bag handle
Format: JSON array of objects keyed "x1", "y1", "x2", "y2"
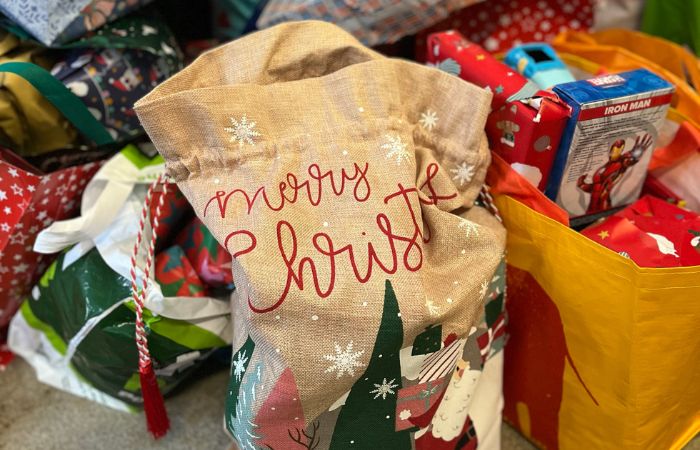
[{"x1": 0, "y1": 61, "x2": 115, "y2": 147}]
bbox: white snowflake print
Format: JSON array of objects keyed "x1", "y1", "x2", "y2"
[
  {"x1": 419, "y1": 110, "x2": 439, "y2": 131},
  {"x1": 3, "y1": 207, "x2": 10, "y2": 215},
  {"x1": 0, "y1": 223, "x2": 9, "y2": 232},
  {"x1": 479, "y1": 280, "x2": 490, "y2": 298},
  {"x1": 7, "y1": 167, "x2": 18, "y2": 178},
  {"x1": 382, "y1": 134, "x2": 411, "y2": 165},
  {"x1": 370, "y1": 378, "x2": 399, "y2": 400},
  {"x1": 399, "y1": 409, "x2": 412, "y2": 421},
  {"x1": 450, "y1": 162, "x2": 475, "y2": 187},
  {"x1": 10, "y1": 184, "x2": 23, "y2": 196},
  {"x1": 224, "y1": 114, "x2": 261, "y2": 146},
  {"x1": 27, "y1": 185, "x2": 35, "y2": 193},
  {"x1": 425, "y1": 298, "x2": 440, "y2": 316},
  {"x1": 36, "y1": 211, "x2": 47, "y2": 221},
  {"x1": 0, "y1": 190, "x2": 6, "y2": 201},
  {"x1": 13, "y1": 263, "x2": 28, "y2": 274},
  {"x1": 324, "y1": 341, "x2": 365, "y2": 379},
  {"x1": 231, "y1": 350, "x2": 249, "y2": 382},
  {"x1": 458, "y1": 219, "x2": 480, "y2": 238}
]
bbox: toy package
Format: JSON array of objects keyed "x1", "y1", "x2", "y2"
[
  {"x1": 427, "y1": 31, "x2": 570, "y2": 191},
  {"x1": 548, "y1": 69, "x2": 674, "y2": 221}
]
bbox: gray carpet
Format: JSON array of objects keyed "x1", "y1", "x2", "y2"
[{"x1": 0, "y1": 358, "x2": 696, "y2": 450}]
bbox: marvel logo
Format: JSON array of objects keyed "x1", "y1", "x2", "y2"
[{"x1": 587, "y1": 74, "x2": 626, "y2": 87}]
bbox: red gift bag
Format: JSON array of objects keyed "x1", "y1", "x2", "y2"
[
  {"x1": 0, "y1": 62, "x2": 115, "y2": 330},
  {"x1": 0, "y1": 150, "x2": 102, "y2": 329}
]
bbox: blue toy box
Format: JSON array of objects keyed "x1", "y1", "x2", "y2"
[{"x1": 547, "y1": 69, "x2": 674, "y2": 221}]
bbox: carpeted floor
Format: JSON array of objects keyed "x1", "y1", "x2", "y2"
[{"x1": 0, "y1": 358, "x2": 696, "y2": 450}]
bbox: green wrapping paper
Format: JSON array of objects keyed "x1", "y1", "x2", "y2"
[{"x1": 10, "y1": 247, "x2": 229, "y2": 411}]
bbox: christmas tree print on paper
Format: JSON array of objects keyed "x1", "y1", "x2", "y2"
[
  {"x1": 329, "y1": 280, "x2": 411, "y2": 449},
  {"x1": 225, "y1": 336, "x2": 263, "y2": 447}
]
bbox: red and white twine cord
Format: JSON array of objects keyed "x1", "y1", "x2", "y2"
[
  {"x1": 480, "y1": 184, "x2": 503, "y2": 223},
  {"x1": 129, "y1": 174, "x2": 168, "y2": 376}
]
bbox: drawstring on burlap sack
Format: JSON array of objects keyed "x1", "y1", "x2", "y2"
[{"x1": 129, "y1": 173, "x2": 170, "y2": 438}]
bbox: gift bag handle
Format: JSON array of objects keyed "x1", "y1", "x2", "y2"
[{"x1": 0, "y1": 61, "x2": 115, "y2": 146}]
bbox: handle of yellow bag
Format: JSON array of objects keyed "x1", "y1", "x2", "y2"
[{"x1": 0, "y1": 61, "x2": 115, "y2": 147}]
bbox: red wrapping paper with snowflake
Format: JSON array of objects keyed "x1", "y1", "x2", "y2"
[
  {"x1": 426, "y1": 31, "x2": 570, "y2": 191},
  {"x1": 0, "y1": 148, "x2": 102, "y2": 330},
  {"x1": 581, "y1": 195, "x2": 700, "y2": 267},
  {"x1": 416, "y1": 0, "x2": 594, "y2": 61}
]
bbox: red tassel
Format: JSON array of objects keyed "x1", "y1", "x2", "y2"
[{"x1": 140, "y1": 361, "x2": 170, "y2": 438}]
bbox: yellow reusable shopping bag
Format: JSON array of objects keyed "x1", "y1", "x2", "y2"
[{"x1": 486, "y1": 156, "x2": 700, "y2": 450}]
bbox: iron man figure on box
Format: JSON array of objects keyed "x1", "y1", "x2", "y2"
[{"x1": 577, "y1": 134, "x2": 653, "y2": 214}]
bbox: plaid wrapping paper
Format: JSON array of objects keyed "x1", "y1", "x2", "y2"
[{"x1": 257, "y1": 0, "x2": 485, "y2": 46}]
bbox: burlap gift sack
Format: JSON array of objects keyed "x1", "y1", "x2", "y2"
[{"x1": 136, "y1": 21, "x2": 506, "y2": 449}]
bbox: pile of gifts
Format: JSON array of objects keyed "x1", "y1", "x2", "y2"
[
  {"x1": 0, "y1": 1, "x2": 697, "y2": 450},
  {"x1": 427, "y1": 29, "x2": 699, "y2": 269}
]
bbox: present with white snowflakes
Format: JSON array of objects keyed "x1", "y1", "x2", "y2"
[
  {"x1": 135, "y1": 20, "x2": 506, "y2": 449},
  {"x1": 0, "y1": 146, "x2": 102, "y2": 331}
]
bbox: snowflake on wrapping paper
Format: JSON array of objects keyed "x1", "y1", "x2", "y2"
[
  {"x1": 13, "y1": 263, "x2": 28, "y2": 274},
  {"x1": 36, "y1": 211, "x2": 47, "y2": 221},
  {"x1": 224, "y1": 114, "x2": 261, "y2": 146},
  {"x1": 7, "y1": 167, "x2": 18, "y2": 178},
  {"x1": 10, "y1": 184, "x2": 23, "y2": 196},
  {"x1": 56, "y1": 185, "x2": 68, "y2": 196},
  {"x1": 232, "y1": 350, "x2": 249, "y2": 383},
  {"x1": 27, "y1": 185, "x2": 35, "y2": 193},
  {"x1": 324, "y1": 341, "x2": 365, "y2": 378},
  {"x1": 2, "y1": 207, "x2": 9, "y2": 215},
  {"x1": 382, "y1": 134, "x2": 411, "y2": 165},
  {"x1": 458, "y1": 219, "x2": 480, "y2": 238},
  {"x1": 370, "y1": 378, "x2": 399, "y2": 400},
  {"x1": 0, "y1": 190, "x2": 6, "y2": 201},
  {"x1": 450, "y1": 162, "x2": 476, "y2": 186},
  {"x1": 425, "y1": 298, "x2": 440, "y2": 316},
  {"x1": 419, "y1": 110, "x2": 439, "y2": 131},
  {"x1": 0, "y1": 223, "x2": 9, "y2": 232}
]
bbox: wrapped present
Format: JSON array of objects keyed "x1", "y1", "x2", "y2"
[
  {"x1": 175, "y1": 217, "x2": 233, "y2": 288},
  {"x1": 51, "y1": 17, "x2": 183, "y2": 144},
  {"x1": 0, "y1": 148, "x2": 102, "y2": 330},
  {"x1": 155, "y1": 245, "x2": 207, "y2": 298},
  {"x1": 582, "y1": 195, "x2": 700, "y2": 267},
  {"x1": 0, "y1": 0, "x2": 154, "y2": 46},
  {"x1": 416, "y1": 0, "x2": 594, "y2": 60},
  {"x1": 257, "y1": 0, "x2": 486, "y2": 47},
  {"x1": 427, "y1": 31, "x2": 570, "y2": 191},
  {"x1": 427, "y1": 31, "x2": 538, "y2": 109}
]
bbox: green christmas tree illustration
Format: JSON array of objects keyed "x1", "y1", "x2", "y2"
[{"x1": 329, "y1": 280, "x2": 411, "y2": 449}]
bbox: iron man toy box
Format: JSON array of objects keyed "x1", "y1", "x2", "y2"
[{"x1": 547, "y1": 69, "x2": 674, "y2": 222}]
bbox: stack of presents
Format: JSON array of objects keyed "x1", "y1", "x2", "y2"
[{"x1": 0, "y1": 0, "x2": 698, "y2": 449}]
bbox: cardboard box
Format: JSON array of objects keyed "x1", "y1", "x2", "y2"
[{"x1": 548, "y1": 69, "x2": 674, "y2": 220}]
